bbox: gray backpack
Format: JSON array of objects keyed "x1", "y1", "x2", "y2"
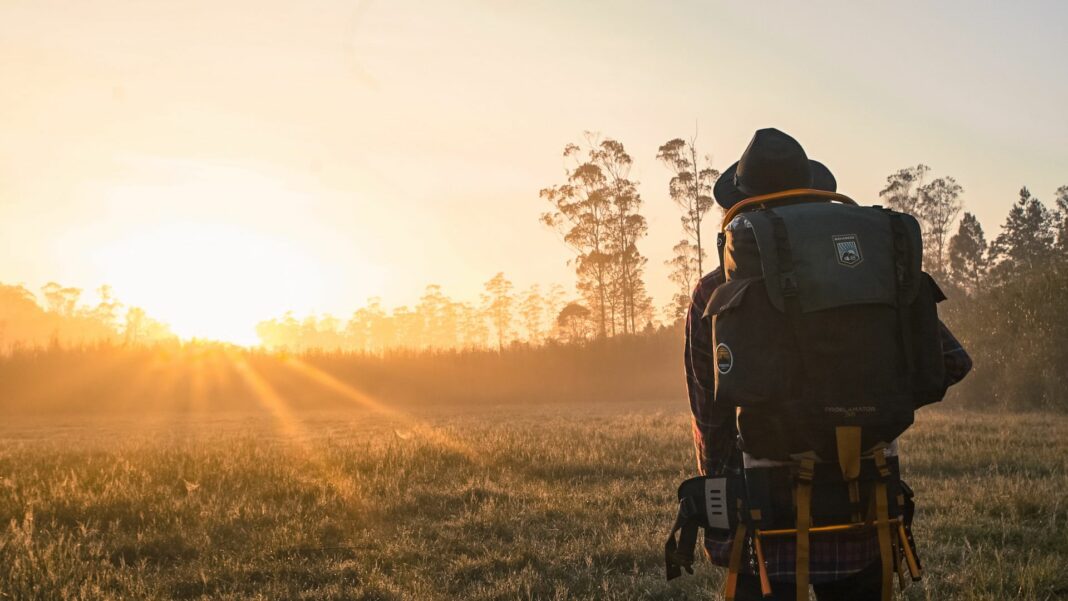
[{"x1": 705, "y1": 193, "x2": 946, "y2": 462}]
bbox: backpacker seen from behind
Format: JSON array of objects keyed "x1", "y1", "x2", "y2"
[{"x1": 665, "y1": 189, "x2": 943, "y2": 601}]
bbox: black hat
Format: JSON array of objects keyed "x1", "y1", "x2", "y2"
[{"x1": 713, "y1": 128, "x2": 836, "y2": 209}]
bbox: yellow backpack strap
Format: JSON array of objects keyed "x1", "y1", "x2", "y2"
[
  {"x1": 836, "y1": 426, "x2": 863, "y2": 522},
  {"x1": 724, "y1": 514, "x2": 748, "y2": 601},
  {"x1": 753, "y1": 533, "x2": 773, "y2": 597},
  {"x1": 872, "y1": 447, "x2": 894, "y2": 601},
  {"x1": 898, "y1": 521, "x2": 923, "y2": 580},
  {"x1": 795, "y1": 457, "x2": 815, "y2": 601},
  {"x1": 894, "y1": 532, "x2": 908, "y2": 590}
]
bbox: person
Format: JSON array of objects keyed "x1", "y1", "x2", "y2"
[{"x1": 684, "y1": 128, "x2": 973, "y2": 600}]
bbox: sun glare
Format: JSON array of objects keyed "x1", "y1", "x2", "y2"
[{"x1": 94, "y1": 220, "x2": 331, "y2": 346}]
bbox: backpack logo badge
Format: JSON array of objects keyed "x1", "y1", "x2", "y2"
[
  {"x1": 716, "y1": 343, "x2": 733, "y2": 374},
  {"x1": 833, "y1": 234, "x2": 863, "y2": 267}
]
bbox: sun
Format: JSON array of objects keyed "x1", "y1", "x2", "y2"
[{"x1": 94, "y1": 220, "x2": 330, "y2": 346}]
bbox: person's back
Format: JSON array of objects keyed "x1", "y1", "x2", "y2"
[{"x1": 668, "y1": 128, "x2": 972, "y2": 600}]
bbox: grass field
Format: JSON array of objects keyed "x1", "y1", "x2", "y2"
[{"x1": 1, "y1": 403, "x2": 1065, "y2": 600}]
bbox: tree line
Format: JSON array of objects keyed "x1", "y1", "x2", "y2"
[
  {"x1": 0, "y1": 282, "x2": 173, "y2": 352},
  {"x1": 255, "y1": 278, "x2": 575, "y2": 353},
  {"x1": 257, "y1": 132, "x2": 721, "y2": 352},
  {"x1": 3, "y1": 130, "x2": 1066, "y2": 411},
  {"x1": 859, "y1": 162, "x2": 1068, "y2": 408},
  {"x1": 254, "y1": 132, "x2": 1068, "y2": 404}
]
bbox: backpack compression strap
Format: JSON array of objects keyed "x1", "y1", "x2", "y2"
[
  {"x1": 836, "y1": 426, "x2": 864, "y2": 522},
  {"x1": 723, "y1": 515, "x2": 748, "y2": 601},
  {"x1": 873, "y1": 447, "x2": 895, "y2": 601},
  {"x1": 795, "y1": 456, "x2": 816, "y2": 601}
]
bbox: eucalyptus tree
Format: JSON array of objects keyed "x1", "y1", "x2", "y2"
[
  {"x1": 541, "y1": 134, "x2": 648, "y2": 337},
  {"x1": 657, "y1": 137, "x2": 718, "y2": 276}
]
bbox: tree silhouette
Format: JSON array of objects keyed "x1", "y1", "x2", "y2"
[
  {"x1": 657, "y1": 136, "x2": 719, "y2": 276},
  {"x1": 594, "y1": 138, "x2": 648, "y2": 335},
  {"x1": 880, "y1": 166, "x2": 963, "y2": 274},
  {"x1": 1054, "y1": 185, "x2": 1068, "y2": 261},
  {"x1": 458, "y1": 301, "x2": 490, "y2": 349},
  {"x1": 542, "y1": 284, "x2": 567, "y2": 342},
  {"x1": 665, "y1": 240, "x2": 702, "y2": 322},
  {"x1": 41, "y1": 282, "x2": 82, "y2": 317},
  {"x1": 918, "y1": 176, "x2": 964, "y2": 274},
  {"x1": 418, "y1": 285, "x2": 461, "y2": 349},
  {"x1": 947, "y1": 212, "x2": 987, "y2": 294},
  {"x1": 482, "y1": 272, "x2": 515, "y2": 353},
  {"x1": 556, "y1": 302, "x2": 593, "y2": 344},
  {"x1": 879, "y1": 165, "x2": 930, "y2": 216},
  {"x1": 518, "y1": 285, "x2": 545, "y2": 344},
  {"x1": 541, "y1": 134, "x2": 648, "y2": 337},
  {"x1": 991, "y1": 187, "x2": 1057, "y2": 276}
]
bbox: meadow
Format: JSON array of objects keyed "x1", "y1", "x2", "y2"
[{"x1": 1, "y1": 401, "x2": 1065, "y2": 601}]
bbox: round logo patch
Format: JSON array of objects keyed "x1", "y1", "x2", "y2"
[{"x1": 715, "y1": 343, "x2": 733, "y2": 374}]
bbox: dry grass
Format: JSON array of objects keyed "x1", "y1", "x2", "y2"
[{"x1": 0, "y1": 404, "x2": 1065, "y2": 600}]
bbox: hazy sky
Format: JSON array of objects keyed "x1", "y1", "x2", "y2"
[{"x1": 2, "y1": 0, "x2": 1066, "y2": 343}]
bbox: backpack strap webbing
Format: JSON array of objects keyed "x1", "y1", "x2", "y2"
[
  {"x1": 766, "y1": 209, "x2": 809, "y2": 401},
  {"x1": 898, "y1": 521, "x2": 923, "y2": 580},
  {"x1": 873, "y1": 447, "x2": 894, "y2": 601},
  {"x1": 835, "y1": 426, "x2": 864, "y2": 522},
  {"x1": 795, "y1": 457, "x2": 816, "y2": 601},
  {"x1": 886, "y1": 211, "x2": 916, "y2": 376},
  {"x1": 895, "y1": 532, "x2": 909, "y2": 590},
  {"x1": 723, "y1": 520, "x2": 748, "y2": 601},
  {"x1": 753, "y1": 532, "x2": 773, "y2": 597}
]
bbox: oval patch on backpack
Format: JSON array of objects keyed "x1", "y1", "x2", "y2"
[{"x1": 716, "y1": 343, "x2": 733, "y2": 374}]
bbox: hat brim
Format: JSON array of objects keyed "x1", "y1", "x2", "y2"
[{"x1": 714, "y1": 159, "x2": 837, "y2": 209}]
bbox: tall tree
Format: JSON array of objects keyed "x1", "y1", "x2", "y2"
[
  {"x1": 556, "y1": 302, "x2": 593, "y2": 343},
  {"x1": 542, "y1": 284, "x2": 567, "y2": 342},
  {"x1": 518, "y1": 284, "x2": 545, "y2": 344},
  {"x1": 592, "y1": 138, "x2": 648, "y2": 335},
  {"x1": 391, "y1": 305, "x2": 421, "y2": 350},
  {"x1": 991, "y1": 186, "x2": 1057, "y2": 276},
  {"x1": 458, "y1": 301, "x2": 490, "y2": 349},
  {"x1": 657, "y1": 137, "x2": 719, "y2": 276},
  {"x1": 541, "y1": 138, "x2": 612, "y2": 337},
  {"x1": 417, "y1": 284, "x2": 460, "y2": 349},
  {"x1": 1054, "y1": 185, "x2": 1068, "y2": 261},
  {"x1": 879, "y1": 165, "x2": 930, "y2": 216},
  {"x1": 482, "y1": 272, "x2": 514, "y2": 352},
  {"x1": 123, "y1": 306, "x2": 172, "y2": 345},
  {"x1": 41, "y1": 282, "x2": 82, "y2": 317},
  {"x1": 917, "y1": 176, "x2": 964, "y2": 274},
  {"x1": 665, "y1": 240, "x2": 702, "y2": 322},
  {"x1": 541, "y1": 134, "x2": 647, "y2": 337},
  {"x1": 947, "y1": 212, "x2": 987, "y2": 294}
]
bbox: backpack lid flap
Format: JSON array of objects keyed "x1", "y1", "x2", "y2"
[{"x1": 746, "y1": 204, "x2": 922, "y2": 313}]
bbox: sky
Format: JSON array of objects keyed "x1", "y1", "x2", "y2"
[{"x1": 1, "y1": 0, "x2": 1066, "y2": 344}]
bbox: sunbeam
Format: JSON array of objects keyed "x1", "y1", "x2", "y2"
[
  {"x1": 281, "y1": 357, "x2": 482, "y2": 464},
  {"x1": 226, "y1": 349, "x2": 365, "y2": 505}
]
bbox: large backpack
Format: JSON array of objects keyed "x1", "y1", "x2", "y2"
[
  {"x1": 665, "y1": 190, "x2": 940, "y2": 601},
  {"x1": 706, "y1": 191, "x2": 946, "y2": 461}
]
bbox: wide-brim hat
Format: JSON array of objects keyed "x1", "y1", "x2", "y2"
[{"x1": 714, "y1": 128, "x2": 837, "y2": 209}]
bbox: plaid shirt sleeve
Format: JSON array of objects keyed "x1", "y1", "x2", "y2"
[
  {"x1": 939, "y1": 320, "x2": 972, "y2": 388},
  {"x1": 684, "y1": 268, "x2": 739, "y2": 477}
]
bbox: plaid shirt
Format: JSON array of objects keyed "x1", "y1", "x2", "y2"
[{"x1": 685, "y1": 267, "x2": 972, "y2": 583}]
